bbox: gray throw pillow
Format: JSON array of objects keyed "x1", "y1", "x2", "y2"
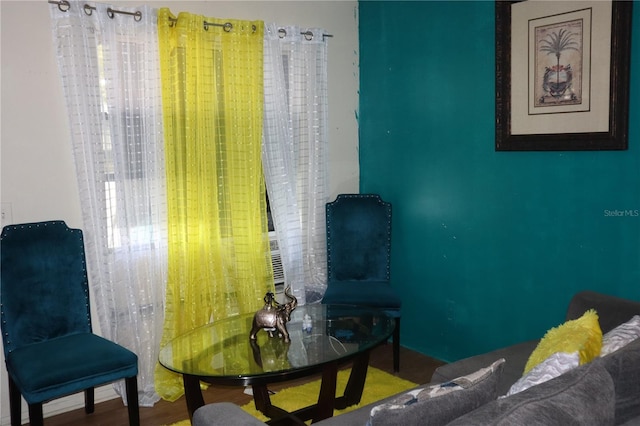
[
  {"x1": 366, "y1": 359, "x2": 505, "y2": 426},
  {"x1": 447, "y1": 360, "x2": 616, "y2": 426}
]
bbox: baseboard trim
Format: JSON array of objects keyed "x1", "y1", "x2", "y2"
[{"x1": 0, "y1": 385, "x2": 119, "y2": 426}]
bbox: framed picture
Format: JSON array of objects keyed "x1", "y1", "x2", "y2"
[{"x1": 495, "y1": 0, "x2": 632, "y2": 151}]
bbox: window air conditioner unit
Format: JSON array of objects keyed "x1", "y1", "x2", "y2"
[{"x1": 269, "y1": 231, "x2": 285, "y2": 295}]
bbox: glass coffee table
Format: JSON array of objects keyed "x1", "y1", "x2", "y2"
[{"x1": 159, "y1": 304, "x2": 394, "y2": 424}]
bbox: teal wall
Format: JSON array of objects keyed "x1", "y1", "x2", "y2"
[{"x1": 359, "y1": 1, "x2": 640, "y2": 362}]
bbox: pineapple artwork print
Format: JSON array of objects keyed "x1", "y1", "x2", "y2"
[{"x1": 535, "y1": 18, "x2": 583, "y2": 107}]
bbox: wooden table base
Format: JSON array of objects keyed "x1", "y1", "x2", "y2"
[
  {"x1": 254, "y1": 352, "x2": 370, "y2": 425},
  {"x1": 182, "y1": 351, "x2": 371, "y2": 424}
]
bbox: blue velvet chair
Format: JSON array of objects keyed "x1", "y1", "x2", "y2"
[
  {"x1": 0, "y1": 221, "x2": 139, "y2": 426},
  {"x1": 322, "y1": 194, "x2": 402, "y2": 372}
]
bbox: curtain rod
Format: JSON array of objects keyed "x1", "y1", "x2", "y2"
[
  {"x1": 277, "y1": 28, "x2": 333, "y2": 41},
  {"x1": 48, "y1": 0, "x2": 333, "y2": 39},
  {"x1": 49, "y1": 0, "x2": 142, "y2": 21}
]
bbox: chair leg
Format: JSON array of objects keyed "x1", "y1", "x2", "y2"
[
  {"x1": 8, "y1": 375, "x2": 22, "y2": 426},
  {"x1": 125, "y1": 376, "x2": 140, "y2": 426},
  {"x1": 393, "y1": 317, "x2": 400, "y2": 372},
  {"x1": 84, "y1": 387, "x2": 95, "y2": 414},
  {"x1": 28, "y1": 403, "x2": 44, "y2": 426}
]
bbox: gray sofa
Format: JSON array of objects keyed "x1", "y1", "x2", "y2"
[{"x1": 193, "y1": 291, "x2": 640, "y2": 425}]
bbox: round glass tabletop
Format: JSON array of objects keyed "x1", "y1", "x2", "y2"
[{"x1": 159, "y1": 304, "x2": 394, "y2": 384}]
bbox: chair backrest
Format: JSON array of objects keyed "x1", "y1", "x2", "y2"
[
  {"x1": 0, "y1": 221, "x2": 92, "y2": 357},
  {"x1": 326, "y1": 194, "x2": 391, "y2": 282}
]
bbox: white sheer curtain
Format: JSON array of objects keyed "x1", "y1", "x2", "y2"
[
  {"x1": 50, "y1": 1, "x2": 166, "y2": 406},
  {"x1": 262, "y1": 24, "x2": 330, "y2": 304}
]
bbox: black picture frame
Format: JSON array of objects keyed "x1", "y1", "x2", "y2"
[{"x1": 495, "y1": 0, "x2": 632, "y2": 151}]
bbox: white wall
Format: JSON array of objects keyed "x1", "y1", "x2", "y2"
[{"x1": 0, "y1": 1, "x2": 359, "y2": 423}]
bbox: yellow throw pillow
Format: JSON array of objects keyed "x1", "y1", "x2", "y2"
[{"x1": 523, "y1": 309, "x2": 602, "y2": 375}]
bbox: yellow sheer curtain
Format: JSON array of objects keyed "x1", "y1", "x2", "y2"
[{"x1": 155, "y1": 8, "x2": 272, "y2": 401}]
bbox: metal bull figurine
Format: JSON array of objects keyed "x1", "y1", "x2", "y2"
[{"x1": 250, "y1": 286, "x2": 298, "y2": 343}]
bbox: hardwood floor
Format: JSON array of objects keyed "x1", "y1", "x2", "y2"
[{"x1": 42, "y1": 344, "x2": 445, "y2": 426}]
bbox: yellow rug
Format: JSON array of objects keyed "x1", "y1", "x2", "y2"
[{"x1": 167, "y1": 367, "x2": 416, "y2": 425}]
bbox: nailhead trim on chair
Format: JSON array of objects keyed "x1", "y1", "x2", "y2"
[{"x1": 0, "y1": 221, "x2": 93, "y2": 353}]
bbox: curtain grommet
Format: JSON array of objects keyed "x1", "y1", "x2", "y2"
[
  {"x1": 83, "y1": 4, "x2": 95, "y2": 16},
  {"x1": 58, "y1": 0, "x2": 71, "y2": 12}
]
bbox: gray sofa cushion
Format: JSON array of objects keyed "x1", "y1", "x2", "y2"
[
  {"x1": 431, "y1": 340, "x2": 538, "y2": 396},
  {"x1": 565, "y1": 291, "x2": 640, "y2": 334},
  {"x1": 446, "y1": 360, "x2": 616, "y2": 426},
  {"x1": 596, "y1": 337, "x2": 640, "y2": 424},
  {"x1": 366, "y1": 359, "x2": 505, "y2": 426}
]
